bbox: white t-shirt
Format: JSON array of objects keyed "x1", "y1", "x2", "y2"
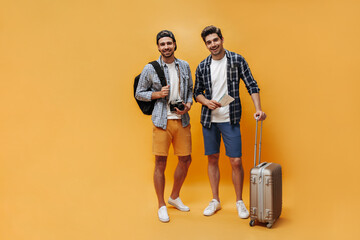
[
  {"x1": 166, "y1": 62, "x2": 181, "y2": 119},
  {"x1": 210, "y1": 55, "x2": 230, "y2": 122}
]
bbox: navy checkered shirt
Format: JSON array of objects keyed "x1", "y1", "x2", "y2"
[{"x1": 194, "y1": 50, "x2": 260, "y2": 128}]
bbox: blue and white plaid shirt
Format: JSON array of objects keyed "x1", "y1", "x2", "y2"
[
  {"x1": 135, "y1": 56, "x2": 193, "y2": 130},
  {"x1": 194, "y1": 50, "x2": 260, "y2": 128}
]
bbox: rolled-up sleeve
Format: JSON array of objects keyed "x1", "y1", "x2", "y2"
[
  {"x1": 186, "y1": 64, "x2": 193, "y2": 104},
  {"x1": 135, "y1": 64, "x2": 154, "y2": 102},
  {"x1": 193, "y1": 65, "x2": 205, "y2": 101},
  {"x1": 239, "y1": 59, "x2": 260, "y2": 95}
]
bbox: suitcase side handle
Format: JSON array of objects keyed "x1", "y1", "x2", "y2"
[{"x1": 254, "y1": 117, "x2": 263, "y2": 167}]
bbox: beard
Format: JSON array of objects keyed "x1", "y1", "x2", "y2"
[
  {"x1": 211, "y1": 46, "x2": 221, "y2": 55},
  {"x1": 161, "y1": 50, "x2": 174, "y2": 59}
]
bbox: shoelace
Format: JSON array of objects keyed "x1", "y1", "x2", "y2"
[
  {"x1": 207, "y1": 201, "x2": 217, "y2": 211},
  {"x1": 238, "y1": 203, "x2": 247, "y2": 212},
  {"x1": 173, "y1": 198, "x2": 186, "y2": 207}
]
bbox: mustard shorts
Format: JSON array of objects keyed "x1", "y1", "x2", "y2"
[{"x1": 153, "y1": 120, "x2": 192, "y2": 156}]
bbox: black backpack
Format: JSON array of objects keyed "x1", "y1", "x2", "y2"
[{"x1": 134, "y1": 61, "x2": 167, "y2": 115}]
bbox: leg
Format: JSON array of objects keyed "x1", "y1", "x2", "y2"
[
  {"x1": 229, "y1": 157, "x2": 244, "y2": 201},
  {"x1": 218, "y1": 123, "x2": 249, "y2": 218},
  {"x1": 202, "y1": 153, "x2": 222, "y2": 216},
  {"x1": 217, "y1": 122, "x2": 243, "y2": 201},
  {"x1": 231, "y1": 157, "x2": 249, "y2": 219},
  {"x1": 202, "y1": 125, "x2": 222, "y2": 216},
  {"x1": 208, "y1": 153, "x2": 220, "y2": 201},
  {"x1": 170, "y1": 155, "x2": 192, "y2": 199},
  {"x1": 202, "y1": 124, "x2": 221, "y2": 202},
  {"x1": 154, "y1": 155, "x2": 167, "y2": 208}
]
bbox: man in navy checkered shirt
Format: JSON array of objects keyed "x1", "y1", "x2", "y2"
[{"x1": 193, "y1": 25, "x2": 267, "y2": 219}]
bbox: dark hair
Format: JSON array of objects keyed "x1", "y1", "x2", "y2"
[
  {"x1": 156, "y1": 30, "x2": 177, "y2": 50},
  {"x1": 201, "y1": 25, "x2": 223, "y2": 42}
]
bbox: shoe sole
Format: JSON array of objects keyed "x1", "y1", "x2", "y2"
[
  {"x1": 239, "y1": 214, "x2": 250, "y2": 219},
  {"x1": 159, "y1": 218, "x2": 170, "y2": 223},
  {"x1": 203, "y1": 207, "x2": 221, "y2": 216}
]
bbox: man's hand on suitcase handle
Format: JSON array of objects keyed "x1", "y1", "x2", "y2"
[{"x1": 254, "y1": 111, "x2": 267, "y2": 121}]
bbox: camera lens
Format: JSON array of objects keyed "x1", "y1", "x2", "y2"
[{"x1": 177, "y1": 103, "x2": 185, "y2": 111}]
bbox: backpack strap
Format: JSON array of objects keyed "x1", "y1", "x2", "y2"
[{"x1": 149, "y1": 61, "x2": 167, "y2": 87}]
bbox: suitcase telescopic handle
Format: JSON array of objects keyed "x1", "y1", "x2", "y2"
[{"x1": 254, "y1": 117, "x2": 263, "y2": 167}]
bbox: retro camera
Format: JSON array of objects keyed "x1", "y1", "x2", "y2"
[{"x1": 169, "y1": 99, "x2": 185, "y2": 112}]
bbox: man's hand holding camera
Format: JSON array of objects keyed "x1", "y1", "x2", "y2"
[
  {"x1": 170, "y1": 100, "x2": 190, "y2": 115},
  {"x1": 152, "y1": 85, "x2": 191, "y2": 115},
  {"x1": 174, "y1": 102, "x2": 191, "y2": 115}
]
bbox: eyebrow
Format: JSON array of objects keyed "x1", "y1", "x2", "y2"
[
  {"x1": 206, "y1": 37, "x2": 219, "y2": 43},
  {"x1": 160, "y1": 41, "x2": 173, "y2": 45}
]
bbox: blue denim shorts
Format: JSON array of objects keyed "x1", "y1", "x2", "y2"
[{"x1": 202, "y1": 122, "x2": 242, "y2": 158}]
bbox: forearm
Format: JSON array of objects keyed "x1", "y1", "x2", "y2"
[
  {"x1": 195, "y1": 94, "x2": 221, "y2": 110},
  {"x1": 195, "y1": 94, "x2": 209, "y2": 106},
  {"x1": 251, "y1": 93, "x2": 262, "y2": 111},
  {"x1": 151, "y1": 91, "x2": 164, "y2": 100}
]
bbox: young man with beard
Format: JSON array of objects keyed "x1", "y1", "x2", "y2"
[
  {"x1": 135, "y1": 30, "x2": 193, "y2": 223},
  {"x1": 193, "y1": 25, "x2": 267, "y2": 219}
]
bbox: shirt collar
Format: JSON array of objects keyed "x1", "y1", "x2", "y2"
[
  {"x1": 205, "y1": 49, "x2": 229, "y2": 66},
  {"x1": 158, "y1": 56, "x2": 179, "y2": 68}
]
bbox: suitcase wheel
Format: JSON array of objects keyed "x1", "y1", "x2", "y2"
[
  {"x1": 266, "y1": 222, "x2": 273, "y2": 229},
  {"x1": 249, "y1": 220, "x2": 255, "y2": 227}
]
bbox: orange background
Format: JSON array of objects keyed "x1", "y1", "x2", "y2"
[{"x1": 1, "y1": 0, "x2": 359, "y2": 239}]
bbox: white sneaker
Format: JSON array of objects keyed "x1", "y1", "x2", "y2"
[
  {"x1": 203, "y1": 199, "x2": 221, "y2": 216},
  {"x1": 158, "y1": 206, "x2": 169, "y2": 223},
  {"x1": 168, "y1": 197, "x2": 190, "y2": 212},
  {"x1": 236, "y1": 200, "x2": 249, "y2": 219}
]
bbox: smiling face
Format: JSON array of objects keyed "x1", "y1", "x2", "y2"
[
  {"x1": 157, "y1": 37, "x2": 176, "y2": 60},
  {"x1": 204, "y1": 33, "x2": 225, "y2": 60}
]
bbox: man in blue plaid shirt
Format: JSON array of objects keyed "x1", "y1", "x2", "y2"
[{"x1": 193, "y1": 25, "x2": 267, "y2": 218}]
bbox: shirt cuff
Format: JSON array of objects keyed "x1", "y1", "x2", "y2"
[
  {"x1": 248, "y1": 87, "x2": 260, "y2": 95},
  {"x1": 136, "y1": 91, "x2": 153, "y2": 102}
]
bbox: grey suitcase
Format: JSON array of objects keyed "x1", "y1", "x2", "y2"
[{"x1": 249, "y1": 119, "x2": 282, "y2": 228}]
